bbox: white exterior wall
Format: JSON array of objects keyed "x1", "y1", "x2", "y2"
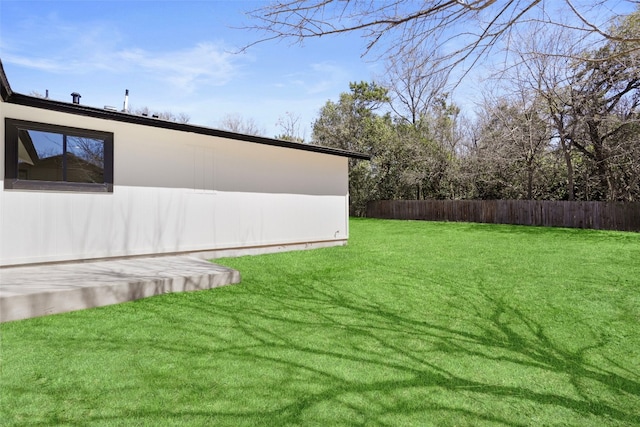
[{"x1": 0, "y1": 103, "x2": 349, "y2": 266}]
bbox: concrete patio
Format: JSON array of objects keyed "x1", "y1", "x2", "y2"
[{"x1": 0, "y1": 256, "x2": 241, "y2": 323}]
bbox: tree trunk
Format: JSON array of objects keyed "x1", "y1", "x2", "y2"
[
  {"x1": 560, "y1": 136, "x2": 575, "y2": 200},
  {"x1": 527, "y1": 161, "x2": 534, "y2": 200},
  {"x1": 587, "y1": 121, "x2": 615, "y2": 201}
]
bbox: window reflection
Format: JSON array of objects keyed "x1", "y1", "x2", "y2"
[
  {"x1": 16, "y1": 130, "x2": 105, "y2": 183},
  {"x1": 67, "y1": 136, "x2": 105, "y2": 183}
]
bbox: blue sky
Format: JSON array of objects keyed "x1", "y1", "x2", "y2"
[
  {"x1": 1, "y1": 1, "x2": 633, "y2": 139},
  {"x1": 0, "y1": 0, "x2": 386, "y2": 139}
]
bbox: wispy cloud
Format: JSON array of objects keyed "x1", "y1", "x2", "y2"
[
  {"x1": 116, "y1": 43, "x2": 240, "y2": 92},
  {"x1": 1, "y1": 55, "x2": 67, "y2": 73},
  {"x1": 1, "y1": 14, "x2": 245, "y2": 94},
  {"x1": 307, "y1": 62, "x2": 349, "y2": 94},
  {"x1": 280, "y1": 61, "x2": 349, "y2": 95}
]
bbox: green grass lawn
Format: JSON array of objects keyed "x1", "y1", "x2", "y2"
[{"x1": 1, "y1": 218, "x2": 639, "y2": 426}]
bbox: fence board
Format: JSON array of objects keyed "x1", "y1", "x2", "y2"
[{"x1": 366, "y1": 200, "x2": 640, "y2": 232}]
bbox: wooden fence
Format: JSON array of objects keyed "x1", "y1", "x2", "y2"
[{"x1": 366, "y1": 200, "x2": 640, "y2": 232}]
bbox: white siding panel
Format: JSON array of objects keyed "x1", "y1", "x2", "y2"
[
  {"x1": 1, "y1": 102, "x2": 350, "y2": 266},
  {"x1": 0, "y1": 116, "x2": 5, "y2": 264},
  {"x1": 1, "y1": 187, "x2": 347, "y2": 265}
]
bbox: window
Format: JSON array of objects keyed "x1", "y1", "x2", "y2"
[{"x1": 4, "y1": 119, "x2": 113, "y2": 192}]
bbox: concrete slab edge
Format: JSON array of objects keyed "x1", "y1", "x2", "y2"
[{"x1": 1, "y1": 267, "x2": 241, "y2": 323}]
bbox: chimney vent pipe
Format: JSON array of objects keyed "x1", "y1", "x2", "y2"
[
  {"x1": 122, "y1": 89, "x2": 129, "y2": 112},
  {"x1": 71, "y1": 92, "x2": 81, "y2": 104}
]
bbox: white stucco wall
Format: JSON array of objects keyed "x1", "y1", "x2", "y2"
[{"x1": 0, "y1": 102, "x2": 350, "y2": 266}]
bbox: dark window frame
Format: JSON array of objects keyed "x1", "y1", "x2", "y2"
[{"x1": 4, "y1": 118, "x2": 114, "y2": 192}]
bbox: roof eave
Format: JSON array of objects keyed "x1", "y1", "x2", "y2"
[
  {"x1": 3, "y1": 88, "x2": 370, "y2": 161},
  {"x1": 0, "y1": 60, "x2": 13, "y2": 101}
]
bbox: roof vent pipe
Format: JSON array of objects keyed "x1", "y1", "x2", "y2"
[
  {"x1": 122, "y1": 89, "x2": 129, "y2": 112},
  {"x1": 71, "y1": 92, "x2": 81, "y2": 104}
]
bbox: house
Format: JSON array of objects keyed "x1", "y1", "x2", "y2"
[{"x1": 0, "y1": 59, "x2": 369, "y2": 267}]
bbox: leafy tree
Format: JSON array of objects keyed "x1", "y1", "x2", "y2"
[
  {"x1": 313, "y1": 81, "x2": 390, "y2": 152},
  {"x1": 305, "y1": 7, "x2": 639, "y2": 205},
  {"x1": 312, "y1": 81, "x2": 393, "y2": 215}
]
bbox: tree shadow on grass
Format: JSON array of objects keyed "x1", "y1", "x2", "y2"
[
  {"x1": 186, "y1": 277, "x2": 639, "y2": 424},
  {"x1": 3, "y1": 272, "x2": 639, "y2": 426},
  {"x1": 257, "y1": 280, "x2": 639, "y2": 423}
]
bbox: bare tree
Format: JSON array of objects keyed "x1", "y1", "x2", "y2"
[
  {"x1": 488, "y1": 9, "x2": 639, "y2": 201},
  {"x1": 132, "y1": 106, "x2": 191, "y2": 123},
  {"x1": 472, "y1": 92, "x2": 552, "y2": 200},
  {"x1": 563, "y1": 9, "x2": 640, "y2": 201},
  {"x1": 243, "y1": 1, "x2": 639, "y2": 80},
  {"x1": 218, "y1": 113, "x2": 266, "y2": 136},
  {"x1": 275, "y1": 111, "x2": 305, "y2": 142},
  {"x1": 28, "y1": 90, "x2": 47, "y2": 98},
  {"x1": 499, "y1": 23, "x2": 580, "y2": 199},
  {"x1": 383, "y1": 48, "x2": 450, "y2": 126}
]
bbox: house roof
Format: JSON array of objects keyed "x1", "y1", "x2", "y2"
[
  {"x1": 0, "y1": 60, "x2": 13, "y2": 101},
  {"x1": 0, "y1": 59, "x2": 369, "y2": 161}
]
